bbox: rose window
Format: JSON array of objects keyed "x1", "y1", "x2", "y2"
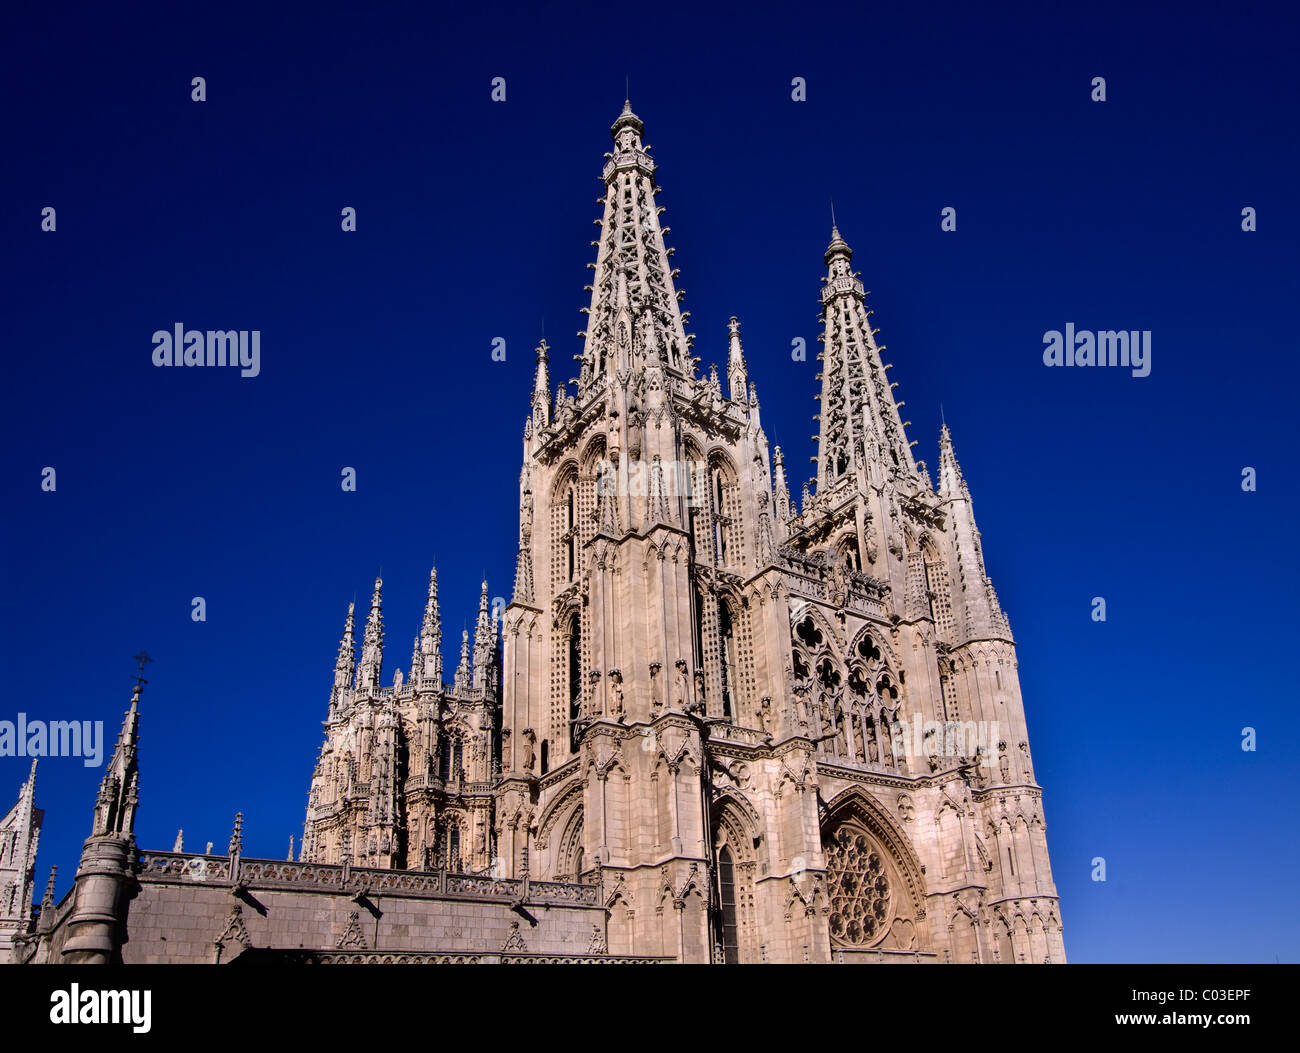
[{"x1": 825, "y1": 824, "x2": 893, "y2": 946}]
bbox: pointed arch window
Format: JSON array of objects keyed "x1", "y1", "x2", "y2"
[
  {"x1": 568, "y1": 613, "x2": 582, "y2": 752},
  {"x1": 718, "y1": 601, "x2": 736, "y2": 720},
  {"x1": 566, "y1": 486, "x2": 576, "y2": 581},
  {"x1": 446, "y1": 823, "x2": 461, "y2": 872},
  {"x1": 717, "y1": 844, "x2": 739, "y2": 963}
]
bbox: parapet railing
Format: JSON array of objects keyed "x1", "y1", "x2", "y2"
[{"x1": 135, "y1": 852, "x2": 600, "y2": 906}]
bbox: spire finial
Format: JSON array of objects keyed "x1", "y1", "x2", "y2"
[
  {"x1": 830, "y1": 198, "x2": 836, "y2": 227},
  {"x1": 132, "y1": 651, "x2": 152, "y2": 691}
]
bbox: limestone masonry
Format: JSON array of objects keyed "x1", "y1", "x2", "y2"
[{"x1": 14, "y1": 103, "x2": 1064, "y2": 964}]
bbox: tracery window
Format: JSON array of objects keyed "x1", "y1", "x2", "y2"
[
  {"x1": 718, "y1": 601, "x2": 736, "y2": 719},
  {"x1": 567, "y1": 613, "x2": 582, "y2": 752},
  {"x1": 824, "y1": 822, "x2": 893, "y2": 947},
  {"x1": 717, "y1": 844, "x2": 739, "y2": 963}
]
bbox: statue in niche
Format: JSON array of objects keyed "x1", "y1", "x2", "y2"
[
  {"x1": 608, "y1": 669, "x2": 625, "y2": 722},
  {"x1": 522, "y1": 730, "x2": 536, "y2": 774},
  {"x1": 649, "y1": 661, "x2": 663, "y2": 714},
  {"x1": 690, "y1": 669, "x2": 707, "y2": 715},
  {"x1": 672, "y1": 659, "x2": 690, "y2": 710},
  {"x1": 1019, "y1": 742, "x2": 1033, "y2": 780}
]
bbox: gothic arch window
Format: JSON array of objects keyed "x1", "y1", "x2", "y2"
[
  {"x1": 717, "y1": 844, "x2": 739, "y2": 963},
  {"x1": 711, "y1": 804, "x2": 761, "y2": 963},
  {"x1": 706, "y1": 454, "x2": 741, "y2": 568},
  {"x1": 566, "y1": 487, "x2": 576, "y2": 580},
  {"x1": 448, "y1": 823, "x2": 460, "y2": 871},
  {"x1": 540, "y1": 739, "x2": 549, "y2": 775},
  {"x1": 718, "y1": 600, "x2": 736, "y2": 719},
  {"x1": 692, "y1": 584, "x2": 706, "y2": 687},
  {"x1": 567, "y1": 612, "x2": 582, "y2": 752},
  {"x1": 551, "y1": 463, "x2": 580, "y2": 591},
  {"x1": 823, "y1": 820, "x2": 894, "y2": 948}
]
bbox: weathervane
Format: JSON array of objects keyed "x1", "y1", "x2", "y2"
[{"x1": 132, "y1": 651, "x2": 153, "y2": 689}]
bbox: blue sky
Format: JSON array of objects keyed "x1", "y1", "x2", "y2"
[{"x1": 3, "y1": 1, "x2": 1296, "y2": 963}]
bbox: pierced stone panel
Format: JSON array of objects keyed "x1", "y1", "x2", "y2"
[{"x1": 823, "y1": 821, "x2": 894, "y2": 948}]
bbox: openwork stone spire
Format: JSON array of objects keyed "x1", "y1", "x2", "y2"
[
  {"x1": 937, "y1": 424, "x2": 1010, "y2": 641},
  {"x1": 420, "y1": 568, "x2": 443, "y2": 684},
  {"x1": 357, "y1": 576, "x2": 384, "y2": 691},
  {"x1": 455, "y1": 629, "x2": 472, "y2": 693},
  {"x1": 531, "y1": 340, "x2": 551, "y2": 426},
  {"x1": 472, "y1": 580, "x2": 496, "y2": 691},
  {"x1": 815, "y1": 226, "x2": 918, "y2": 493},
  {"x1": 726, "y1": 316, "x2": 748, "y2": 402},
  {"x1": 93, "y1": 686, "x2": 142, "y2": 838},
  {"x1": 332, "y1": 602, "x2": 356, "y2": 699},
  {"x1": 578, "y1": 101, "x2": 695, "y2": 394}
]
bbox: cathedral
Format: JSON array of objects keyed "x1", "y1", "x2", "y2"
[{"x1": 17, "y1": 103, "x2": 1064, "y2": 964}]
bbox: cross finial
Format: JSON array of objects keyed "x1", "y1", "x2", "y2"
[{"x1": 132, "y1": 651, "x2": 152, "y2": 688}]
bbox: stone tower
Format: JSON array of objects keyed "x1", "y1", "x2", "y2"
[
  {"x1": 0, "y1": 761, "x2": 42, "y2": 960},
  {"x1": 288, "y1": 102, "x2": 1064, "y2": 964},
  {"x1": 495, "y1": 102, "x2": 1065, "y2": 963},
  {"x1": 59, "y1": 686, "x2": 142, "y2": 964},
  {"x1": 300, "y1": 571, "x2": 501, "y2": 874}
]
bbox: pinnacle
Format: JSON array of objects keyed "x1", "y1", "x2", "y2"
[
  {"x1": 825, "y1": 225, "x2": 852, "y2": 263},
  {"x1": 611, "y1": 99, "x2": 644, "y2": 138}
]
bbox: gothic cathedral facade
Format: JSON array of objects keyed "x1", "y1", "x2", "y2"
[{"x1": 296, "y1": 103, "x2": 1065, "y2": 964}]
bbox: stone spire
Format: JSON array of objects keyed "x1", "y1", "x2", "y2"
[
  {"x1": 454, "y1": 629, "x2": 472, "y2": 693},
  {"x1": 726, "y1": 316, "x2": 748, "y2": 402},
  {"x1": 773, "y1": 445, "x2": 792, "y2": 526},
  {"x1": 39, "y1": 865, "x2": 57, "y2": 918},
  {"x1": 531, "y1": 339, "x2": 551, "y2": 426},
  {"x1": 357, "y1": 576, "x2": 384, "y2": 691},
  {"x1": 473, "y1": 580, "x2": 496, "y2": 691},
  {"x1": 937, "y1": 424, "x2": 1010, "y2": 642},
  {"x1": 814, "y1": 226, "x2": 917, "y2": 493},
  {"x1": 332, "y1": 602, "x2": 356, "y2": 698},
  {"x1": 578, "y1": 101, "x2": 694, "y2": 393},
  {"x1": 421, "y1": 567, "x2": 443, "y2": 684},
  {"x1": 0, "y1": 761, "x2": 42, "y2": 952},
  {"x1": 93, "y1": 686, "x2": 141, "y2": 839}
]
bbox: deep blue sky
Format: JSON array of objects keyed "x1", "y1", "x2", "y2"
[{"x1": 3, "y1": 1, "x2": 1296, "y2": 963}]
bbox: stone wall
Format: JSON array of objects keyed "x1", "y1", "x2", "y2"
[{"x1": 40, "y1": 852, "x2": 667, "y2": 965}]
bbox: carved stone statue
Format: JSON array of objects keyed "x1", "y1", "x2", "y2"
[
  {"x1": 522, "y1": 730, "x2": 536, "y2": 774},
  {"x1": 608, "y1": 669, "x2": 625, "y2": 722},
  {"x1": 649, "y1": 661, "x2": 663, "y2": 714},
  {"x1": 673, "y1": 659, "x2": 689, "y2": 710}
]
